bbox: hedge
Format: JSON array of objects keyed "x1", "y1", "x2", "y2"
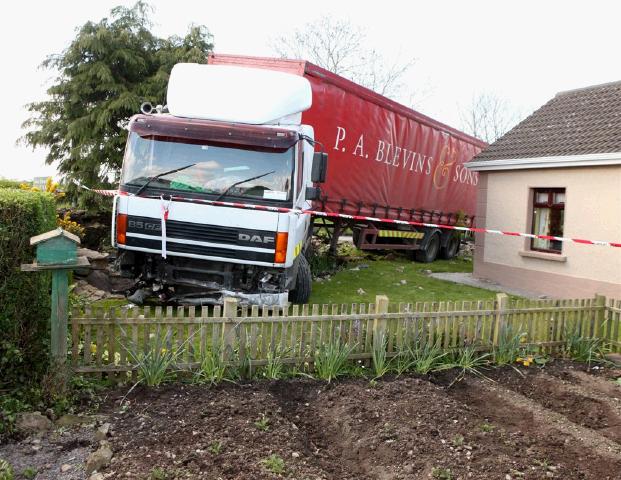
[
  {"x1": 0, "y1": 178, "x2": 22, "y2": 189},
  {"x1": 0, "y1": 189, "x2": 56, "y2": 388}
]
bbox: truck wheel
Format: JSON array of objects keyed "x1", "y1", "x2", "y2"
[
  {"x1": 440, "y1": 233, "x2": 460, "y2": 260},
  {"x1": 414, "y1": 232, "x2": 441, "y2": 263},
  {"x1": 289, "y1": 255, "x2": 312, "y2": 304}
]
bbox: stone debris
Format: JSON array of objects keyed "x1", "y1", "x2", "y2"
[
  {"x1": 94, "y1": 423, "x2": 111, "y2": 442},
  {"x1": 16, "y1": 412, "x2": 53, "y2": 435},
  {"x1": 56, "y1": 414, "x2": 91, "y2": 427},
  {"x1": 85, "y1": 441, "x2": 113, "y2": 475}
]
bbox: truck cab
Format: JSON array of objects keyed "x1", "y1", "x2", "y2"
[{"x1": 112, "y1": 64, "x2": 324, "y2": 306}]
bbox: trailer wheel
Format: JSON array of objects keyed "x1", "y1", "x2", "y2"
[
  {"x1": 289, "y1": 255, "x2": 312, "y2": 304},
  {"x1": 414, "y1": 232, "x2": 441, "y2": 263},
  {"x1": 440, "y1": 233, "x2": 460, "y2": 260}
]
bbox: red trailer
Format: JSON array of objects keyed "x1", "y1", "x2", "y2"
[{"x1": 209, "y1": 54, "x2": 486, "y2": 260}]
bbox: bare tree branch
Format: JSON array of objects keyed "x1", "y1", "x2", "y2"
[
  {"x1": 271, "y1": 16, "x2": 415, "y2": 101},
  {"x1": 459, "y1": 92, "x2": 522, "y2": 143}
]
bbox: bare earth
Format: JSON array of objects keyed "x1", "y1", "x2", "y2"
[{"x1": 1, "y1": 361, "x2": 620, "y2": 479}]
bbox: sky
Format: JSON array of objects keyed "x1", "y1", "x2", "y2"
[{"x1": 3, "y1": 0, "x2": 621, "y2": 181}]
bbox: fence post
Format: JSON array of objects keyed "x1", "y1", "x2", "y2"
[
  {"x1": 222, "y1": 297, "x2": 238, "y2": 361},
  {"x1": 373, "y1": 295, "x2": 389, "y2": 352},
  {"x1": 594, "y1": 294, "x2": 606, "y2": 339},
  {"x1": 493, "y1": 293, "x2": 509, "y2": 346}
]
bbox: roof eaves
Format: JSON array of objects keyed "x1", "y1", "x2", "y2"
[{"x1": 466, "y1": 152, "x2": 621, "y2": 171}]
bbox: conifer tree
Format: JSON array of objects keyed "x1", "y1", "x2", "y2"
[{"x1": 21, "y1": 2, "x2": 213, "y2": 206}]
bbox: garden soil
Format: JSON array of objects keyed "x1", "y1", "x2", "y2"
[{"x1": 1, "y1": 361, "x2": 620, "y2": 479}]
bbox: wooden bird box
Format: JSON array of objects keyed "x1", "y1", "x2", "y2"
[{"x1": 30, "y1": 228, "x2": 81, "y2": 266}]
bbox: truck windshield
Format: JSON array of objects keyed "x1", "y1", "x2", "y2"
[{"x1": 121, "y1": 132, "x2": 294, "y2": 201}]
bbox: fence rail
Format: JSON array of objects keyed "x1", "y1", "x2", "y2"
[{"x1": 69, "y1": 294, "x2": 621, "y2": 375}]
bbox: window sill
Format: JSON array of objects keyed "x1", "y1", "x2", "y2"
[{"x1": 519, "y1": 250, "x2": 567, "y2": 262}]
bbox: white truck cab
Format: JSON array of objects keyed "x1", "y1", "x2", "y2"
[{"x1": 112, "y1": 64, "x2": 327, "y2": 305}]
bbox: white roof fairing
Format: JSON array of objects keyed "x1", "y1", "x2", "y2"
[{"x1": 167, "y1": 63, "x2": 312, "y2": 125}]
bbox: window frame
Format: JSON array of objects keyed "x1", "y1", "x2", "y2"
[{"x1": 530, "y1": 187, "x2": 566, "y2": 254}]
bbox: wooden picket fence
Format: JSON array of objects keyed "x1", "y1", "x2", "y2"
[{"x1": 69, "y1": 294, "x2": 621, "y2": 375}]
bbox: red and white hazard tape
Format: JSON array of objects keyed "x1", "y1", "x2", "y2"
[{"x1": 87, "y1": 188, "x2": 621, "y2": 248}]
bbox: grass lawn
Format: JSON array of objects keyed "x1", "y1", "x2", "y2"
[{"x1": 308, "y1": 255, "x2": 500, "y2": 305}]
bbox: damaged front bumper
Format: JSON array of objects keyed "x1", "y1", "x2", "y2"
[{"x1": 169, "y1": 290, "x2": 290, "y2": 307}]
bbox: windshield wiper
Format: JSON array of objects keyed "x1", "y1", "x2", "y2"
[
  {"x1": 215, "y1": 170, "x2": 276, "y2": 201},
  {"x1": 133, "y1": 163, "x2": 196, "y2": 197}
]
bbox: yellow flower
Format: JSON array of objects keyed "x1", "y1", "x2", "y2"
[
  {"x1": 90, "y1": 343, "x2": 97, "y2": 354},
  {"x1": 523, "y1": 360, "x2": 531, "y2": 367}
]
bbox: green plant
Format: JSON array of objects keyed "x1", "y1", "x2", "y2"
[
  {"x1": 432, "y1": 467, "x2": 452, "y2": 479},
  {"x1": 208, "y1": 440, "x2": 222, "y2": 455},
  {"x1": 150, "y1": 467, "x2": 170, "y2": 480},
  {"x1": 391, "y1": 348, "x2": 414, "y2": 376},
  {"x1": 446, "y1": 345, "x2": 491, "y2": 384},
  {"x1": 56, "y1": 211, "x2": 84, "y2": 238},
  {"x1": 263, "y1": 348, "x2": 286, "y2": 380},
  {"x1": 493, "y1": 326, "x2": 526, "y2": 366},
  {"x1": 451, "y1": 434, "x2": 464, "y2": 447},
  {"x1": 372, "y1": 334, "x2": 390, "y2": 379},
  {"x1": 122, "y1": 329, "x2": 187, "y2": 387},
  {"x1": 313, "y1": 341, "x2": 355, "y2": 382},
  {"x1": 193, "y1": 348, "x2": 228, "y2": 386},
  {"x1": 480, "y1": 422, "x2": 495, "y2": 433},
  {"x1": 0, "y1": 460, "x2": 13, "y2": 480},
  {"x1": 260, "y1": 454, "x2": 285, "y2": 475},
  {"x1": 21, "y1": 467, "x2": 37, "y2": 479},
  {"x1": 410, "y1": 340, "x2": 449, "y2": 375},
  {"x1": 565, "y1": 331, "x2": 610, "y2": 365},
  {"x1": 255, "y1": 414, "x2": 270, "y2": 431}
]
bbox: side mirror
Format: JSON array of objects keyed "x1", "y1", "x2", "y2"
[
  {"x1": 305, "y1": 186, "x2": 322, "y2": 201},
  {"x1": 311, "y1": 152, "x2": 328, "y2": 183}
]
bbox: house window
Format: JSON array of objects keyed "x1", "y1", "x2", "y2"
[{"x1": 531, "y1": 188, "x2": 565, "y2": 253}]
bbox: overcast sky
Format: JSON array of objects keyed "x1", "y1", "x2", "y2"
[{"x1": 3, "y1": 0, "x2": 621, "y2": 180}]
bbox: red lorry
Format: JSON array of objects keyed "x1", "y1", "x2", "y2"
[{"x1": 113, "y1": 55, "x2": 485, "y2": 305}]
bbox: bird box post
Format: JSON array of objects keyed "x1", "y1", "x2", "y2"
[{"x1": 21, "y1": 228, "x2": 90, "y2": 367}]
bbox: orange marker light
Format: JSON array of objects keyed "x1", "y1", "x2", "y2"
[
  {"x1": 274, "y1": 232, "x2": 288, "y2": 264},
  {"x1": 116, "y1": 213, "x2": 128, "y2": 245}
]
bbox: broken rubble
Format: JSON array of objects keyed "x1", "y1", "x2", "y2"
[
  {"x1": 16, "y1": 411, "x2": 53, "y2": 434},
  {"x1": 86, "y1": 441, "x2": 113, "y2": 475}
]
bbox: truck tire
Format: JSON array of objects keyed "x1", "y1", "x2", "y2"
[
  {"x1": 440, "y1": 233, "x2": 460, "y2": 260},
  {"x1": 414, "y1": 232, "x2": 441, "y2": 263},
  {"x1": 289, "y1": 255, "x2": 312, "y2": 304}
]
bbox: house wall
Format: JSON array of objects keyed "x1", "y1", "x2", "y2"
[{"x1": 474, "y1": 165, "x2": 621, "y2": 298}]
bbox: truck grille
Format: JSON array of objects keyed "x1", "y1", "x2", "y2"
[
  {"x1": 124, "y1": 236, "x2": 275, "y2": 263},
  {"x1": 126, "y1": 215, "x2": 276, "y2": 248}
]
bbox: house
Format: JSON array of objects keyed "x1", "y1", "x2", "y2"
[{"x1": 466, "y1": 81, "x2": 621, "y2": 298}]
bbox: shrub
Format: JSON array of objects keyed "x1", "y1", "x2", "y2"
[
  {"x1": 56, "y1": 211, "x2": 85, "y2": 238},
  {"x1": 0, "y1": 189, "x2": 56, "y2": 390}
]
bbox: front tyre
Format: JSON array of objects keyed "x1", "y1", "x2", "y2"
[{"x1": 288, "y1": 255, "x2": 312, "y2": 304}]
